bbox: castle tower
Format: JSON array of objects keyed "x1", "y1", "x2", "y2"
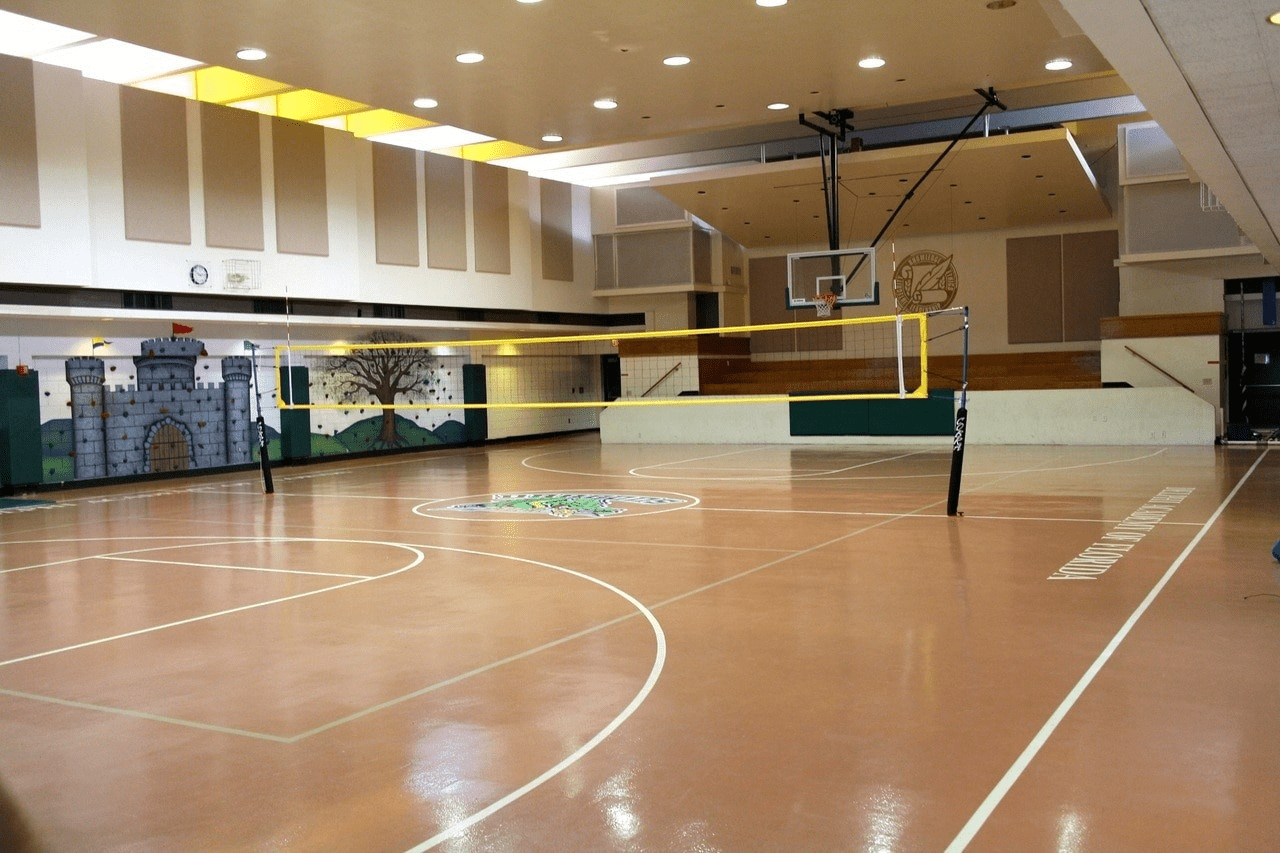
[
  {"x1": 222, "y1": 357, "x2": 253, "y2": 464},
  {"x1": 64, "y1": 357, "x2": 106, "y2": 479},
  {"x1": 134, "y1": 337, "x2": 201, "y2": 385}
]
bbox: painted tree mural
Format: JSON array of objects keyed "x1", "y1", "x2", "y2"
[{"x1": 320, "y1": 330, "x2": 441, "y2": 447}]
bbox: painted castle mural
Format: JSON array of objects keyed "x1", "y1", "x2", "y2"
[{"x1": 64, "y1": 338, "x2": 253, "y2": 478}]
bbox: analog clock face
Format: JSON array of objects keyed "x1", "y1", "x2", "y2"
[
  {"x1": 892, "y1": 250, "x2": 958, "y2": 312},
  {"x1": 189, "y1": 264, "x2": 209, "y2": 286}
]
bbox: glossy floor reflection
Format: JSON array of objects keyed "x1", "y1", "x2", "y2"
[{"x1": 1, "y1": 437, "x2": 1277, "y2": 851}]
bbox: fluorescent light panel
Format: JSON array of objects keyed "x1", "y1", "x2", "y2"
[
  {"x1": 0, "y1": 10, "x2": 93, "y2": 57},
  {"x1": 367, "y1": 125, "x2": 495, "y2": 151},
  {"x1": 39, "y1": 38, "x2": 202, "y2": 84}
]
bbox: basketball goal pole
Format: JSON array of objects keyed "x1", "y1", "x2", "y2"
[{"x1": 806, "y1": 88, "x2": 1008, "y2": 293}]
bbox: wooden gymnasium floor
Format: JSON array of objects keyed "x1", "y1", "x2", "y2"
[{"x1": 1, "y1": 434, "x2": 1278, "y2": 852}]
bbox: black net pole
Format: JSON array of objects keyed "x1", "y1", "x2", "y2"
[
  {"x1": 248, "y1": 344, "x2": 274, "y2": 494},
  {"x1": 946, "y1": 307, "x2": 969, "y2": 516}
]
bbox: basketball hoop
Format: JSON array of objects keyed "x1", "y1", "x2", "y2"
[{"x1": 813, "y1": 293, "x2": 838, "y2": 318}]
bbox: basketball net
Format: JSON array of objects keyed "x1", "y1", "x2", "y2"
[{"x1": 813, "y1": 293, "x2": 838, "y2": 318}]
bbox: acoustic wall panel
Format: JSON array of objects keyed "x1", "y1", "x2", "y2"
[
  {"x1": 749, "y1": 255, "x2": 794, "y2": 354},
  {"x1": 201, "y1": 102, "x2": 263, "y2": 250},
  {"x1": 0, "y1": 55, "x2": 40, "y2": 228},
  {"x1": 1006, "y1": 234, "x2": 1063, "y2": 344},
  {"x1": 120, "y1": 86, "x2": 191, "y2": 244},
  {"x1": 372, "y1": 143, "x2": 419, "y2": 267},
  {"x1": 1063, "y1": 230, "x2": 1119, "y2": 342},
  {"x1": 473, "y1": 161, "x2": 511, "y2": 274},
  {"x1": 273, "y1": 117, "x2": 329, "y2": 256},
  {"x1": 749, "y1": 255, "x2": 842, "y2": 354},
  {"x1": 540, "y1": 179, "x2": 574, "y2": 282},
  {"x1": 425, "y1": 152, "x2": 467, "y2": 271}
]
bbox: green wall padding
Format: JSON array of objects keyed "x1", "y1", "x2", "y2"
[
  {"x1": 0, "y1": 369, "x2": 43, "y2": 487},
  {"x1": 463, "y1": 364, "x2": 488, "y2": 443},
  {"x1": 790, "y1": 389, "x2": 954, "y2": 436},
  {"x1": 278, "y1": 365, "x2": 311, "y2": 460}
]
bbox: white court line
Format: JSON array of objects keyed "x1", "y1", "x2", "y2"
[
  {"x1": 101, "y1": 555, "x2": 372, "y2": 579},
  {"x1": 0, "y1": 538, "x2": 250, "y2": 576},
  {"x1": 626, "y1": 446, "x2": 764, "y2": 475},
  {"x1": 0, "y1": 687, "x2": 290, "y2": 743},
  {"x1": 945, "y1": 447, "x2": 1271, "y2": 852},
  {"x1": 0, "y1": 538, "x2": 424, "y2": 669},
  {"x1": 516, "y1": 446, "x2": 1170, "y2": 482},
  {"x1": 696, "y1": 506, "x2": 1205, "y2": 526},
  {"x1": 404, "y1": 550, "x2": 666, "y2": 852},
  {"x1": 627, "y1": 449, "x2": 934, "y2": 482}
]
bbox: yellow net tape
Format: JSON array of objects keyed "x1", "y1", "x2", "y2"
[{"x1": 274, "y1": 311, "x2": 930, "y2": 411}]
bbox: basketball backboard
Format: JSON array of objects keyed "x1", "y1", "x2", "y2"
[{"x1": 786, "y1": 247, "x2": 878, "y2": 310}]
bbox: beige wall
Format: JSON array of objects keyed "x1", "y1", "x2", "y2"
[{"x1": 0, "y1": 59, "x2": 601, "y2": 316}]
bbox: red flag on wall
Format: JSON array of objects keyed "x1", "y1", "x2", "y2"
[{"x1": 172, "y1": 322, "x2": 194, "y2": 335}]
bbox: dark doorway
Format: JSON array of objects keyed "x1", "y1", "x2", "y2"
[
  {"x1": 601, "y1": 353, "x2": 621, "y2": 401},
  {"x1": 1226, "y1": 330, "x2": 1280, "y2": 434},
  {"x1": 694, "y1": 292, "x2": 720, "y2": 329}
]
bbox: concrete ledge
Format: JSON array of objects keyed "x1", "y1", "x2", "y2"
[
  {"x1": 966, "y1": 387, "x2": 1214, "y2": 445},
  {"x1": 600, "y1": 387, "x2": 1216, "y2": 446}
]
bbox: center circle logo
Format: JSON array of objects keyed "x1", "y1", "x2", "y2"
[{"x1": 413, "y1": 491, "x2": 699, "y2": 521}]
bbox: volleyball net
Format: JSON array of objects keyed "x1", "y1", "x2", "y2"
[{"x1": 272, "y1": 310, "x2": 941, "y2": 415}]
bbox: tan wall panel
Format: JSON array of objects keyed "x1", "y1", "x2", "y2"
[
  {"x1": 1006, "y1": 234, "x2": 1063, "y2": 344},
  {"x1": 749, "y1": 255, "x2": 793, "y2": 353},
  {"x1": 372, "y1": 143, "x2": 419, "y2": 267},
  {"x1": 425, "y1": 152, "x2": 467, "y2": 271},
  {"x1": 0, "y1": 55, "x2": 40, "y2": 227},
  {"x1": 201, "y1": 102, "x2": 263, "y2": 250},
  {"x1": 273, "y1": 117, "x2": 329, "y2": 256},
  {"x1": 748, "y1": 255, "x2": 844, "y2": 354},
  {"x1": 120, "y1": 87, "x2": 191, "y2": 244},
  {"x1": 473, "y1": 162, "x2": 511, "y2": 274},
  {"x1": 540, "y1": 179, "x2": 574, "y2": 282},
  {"x1": 1062, "y1": 230, "x2": 1119, "y2": 342}
]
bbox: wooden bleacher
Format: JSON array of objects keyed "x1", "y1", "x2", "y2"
[{"x1": 698, "y1": 350, "x2": 1101, "y2": 395}]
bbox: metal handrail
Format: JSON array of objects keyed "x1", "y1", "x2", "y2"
[
  {"x1": 642, "y1": 362, "x2": 682, "y2": 397},
  {"x1": 1124, "y1": 345, "x2": 1196, "y2": 394}
]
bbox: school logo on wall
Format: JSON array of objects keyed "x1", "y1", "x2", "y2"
[
  {"x1": 892, "y1": 250, "x2": 959, "y2": 312},
  {"x1": 414, "y1": 491, "x2": 697, "y2": 521}
]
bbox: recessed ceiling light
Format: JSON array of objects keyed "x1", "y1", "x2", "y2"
[
  {"x1": 594, "y1": 97, "x2": 618, "y2": 110},
  {"x1": 456, "y1": 51, "x2": 485, "y2": 64},
  {"x1": 542, "y1": 133, "x2": 563, "y2": 143},
  {"x1": 1045, "y1": 58, "x2": 1073, "y2": 71},
  {"x1": 413, "y1": 97, "x2": 438, "y2": 109},
  {"x1": 517, "y1": 0, "x2": 544, "y2": 4},
  {"x1": 756, "y1": 0, "x2": 788, "y2": 6},
  {"x1": 986, "y1": 0, "x2": 1017, "y2": 9},
  {"x1": 858, "y1": 56, "x2": 886, "y2": 69},
  {"x1": 236, "y1": 47, "x2": 267, "y2": 61},
  {"x1": 1269, "y1": 11, "x2": 1280, "y2": 24},
  {"x1": 663, "y1": 55, "x2": 691, "y2": 66},
  {"x1": 767, "y1": 102, "x2": 790, "y2": 110}
]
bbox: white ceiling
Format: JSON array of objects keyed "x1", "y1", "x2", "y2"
[
  {"x1": 1, "y1": 0, "x2": 1276, "y2": 266},
  {"x1": 1060, "y1": 0, "x2": 1280, "y2": 268},
  {"x1": 0, "y1": 0, "x2": 1113, "y2": 154}
]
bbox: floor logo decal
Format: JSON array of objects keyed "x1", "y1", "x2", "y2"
[
  {"x1": 453, "y1": 493, "x2": 684, "y2": 518},
  {"x1": 413, "y1": 491, "x2": 698, "y2": 521}
]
